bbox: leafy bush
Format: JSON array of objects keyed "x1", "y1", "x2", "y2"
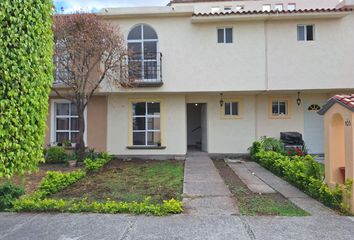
[
  {"x1": 44, "y1": 147, "x2": 68, "y2": 164},
  {"x1": 260, "y1": 136, "x2": 285, "y2": 153},
  {"x1": 37, "y1": 170, "x2": 86, "y2": 197},
  {"x1": 12, "y1": 197, "x2": 183, "y2": 216},
  {"x1": 0, "y1": 183, "x2": 24, "y2": 210},
  {"x1": 84, "y1": 153, "x2": 113, "y2": 173},
  {"x1": 255, "y1": 149, "x2": 345, "y2": 211},
  {"x1": 0, "y1": 0, "x2": 54, "y2": 178},
  {"x1": 249, "y1": 137, "x2": 284, "y2": 159}
]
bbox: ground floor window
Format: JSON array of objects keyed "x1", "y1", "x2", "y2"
[
  {"x1": 132, "y1": 101, "x2": 161, "y2": 146},
  {"x1": 53, "y1": 101, "x2": 79, "y2": 145},
  {"x1": 271, "y1": 99, "x2": 290, "y2": 117},
  {"x1": 221, "y1": 99, "x2": 242, "y2": 119}
]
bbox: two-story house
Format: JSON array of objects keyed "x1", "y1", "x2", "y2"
[{"x1": 45, "y1": 0, "x2": 354, "y2": 158}]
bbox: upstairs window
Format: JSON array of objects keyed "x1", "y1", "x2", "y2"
[
  {"x1": 211, "y1": 7, "x2": 220, "y2": 13},
  {"x1": 236, "y1": 5, "x2": 244, "y2": 11},
  {"x1": 224, "y1": 6, "x2": 232, "y2": 12},
  {"x1": 217, "y1": 28, "x2": 233, "y2": 43},
  {"x1": 275, "y1": 4, "x2": 283, "y2": 11},
  {"x1": 127, "y1": 24, "x2": 159, "y2": 82},
  {"x1": 297, "y1": 25, "x2": 315, "y2": 41},
  {"x1": 262, "y1": 4, "x2": 271, "y2": 12},
  {"x1": 288, "y1": 3, "x2": 296, "y2": 11}
]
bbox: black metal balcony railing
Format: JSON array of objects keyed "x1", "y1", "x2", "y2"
[{"x1": 128, "y1": 52, "x2": 162, "y2": 87}]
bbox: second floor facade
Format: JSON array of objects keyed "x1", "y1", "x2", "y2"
[{"x1": 97, "y1": 0, "x2": 354, "y2": 93}]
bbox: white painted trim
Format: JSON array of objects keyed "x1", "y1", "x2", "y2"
[{"x1": 50, "y1": 99, "x2": 87, "y2": 147}]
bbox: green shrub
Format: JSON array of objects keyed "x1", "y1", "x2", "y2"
[
  {"x1": 255, "y1": 149, "x2": 345, "y2": 212},
  {"x1": 0, "y1": 0, "x2": 54, "y2": 178},
  {"x1": 84, "y1": 153, "x2": 113, "y2": 173},
  {"x1": 37, "y1": 170, "x2": 86, "y2": 197},
  {"x1": 260, "y1": 136, "x2": 285, "y2": 153},
  {"x1": 12, "y1": 197, "x2": 183, "y2": 216},
  {"x1": 0, "y1": 183, "x2": 24, "y2": 210},
  {"x1": 44, "y1": 147, "x2": 68, "y2": 164}
]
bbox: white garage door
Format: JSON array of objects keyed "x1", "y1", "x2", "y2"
[{"x1": 304, "y1": 102, "x2": 324, "y2": 154}]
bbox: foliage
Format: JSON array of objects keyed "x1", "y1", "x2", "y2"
[
  {"x1": 44, "y1": 147, "x2": 68, "y2": 164},
  {"x1": 0, "y1": 183, "x2": 24, "y2": 210},
  {"x1": 12, "y1": 197, "x2": 183, "y2": 216},
  {"x1": 53, "y1": 13, "x2": 129, "y2": 160},
  {"x1": 249, "y1": 137, "x2": 284, "y2": 159},
  {"x1": 84, "y1": 158, "x2": 110, "y2": 173},
  {"x1": 253, "y1": 147, "x2": 346, "y2": 212},
  {"x1": 37, "y1": 170, "x2": 86, "y2": 198},
  {"x1": 0, "y1": 0, "x2": 54, "y2": 178}
]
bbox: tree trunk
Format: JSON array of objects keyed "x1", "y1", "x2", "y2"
[{"x1": 77, "y1": 107, "x2": 86, "y2": 161}]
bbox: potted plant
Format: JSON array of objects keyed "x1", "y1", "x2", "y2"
[{"x1": 67, "y1": 156, "x2": 77, "y2": 168}]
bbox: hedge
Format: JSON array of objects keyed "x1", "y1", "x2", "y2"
[
  {"x1": 251, "y1": 139, "x2": 353, "y2": 213},
  {"x1": 0, "y1": 0, "x2": 54, "y2": 178}
]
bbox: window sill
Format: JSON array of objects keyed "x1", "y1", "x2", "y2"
[{"x1": 126, "y1": 146, "x2": 166, "y2": 150}]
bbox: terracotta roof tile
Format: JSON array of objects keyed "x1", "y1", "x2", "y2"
[
  {"x1": 318, "y1": 94, "x2": 354, "y2": 115},
  {"x1": 193, "y1": 8, "x2": 353, "y2": 17}
]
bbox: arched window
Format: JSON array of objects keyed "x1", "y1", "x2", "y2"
[
  {"x1": 308, "y1": 104, "x2": 321, "y2": 111},
  {"x1": 128, "y1": 24, "x2": 159, "y2": 82}
]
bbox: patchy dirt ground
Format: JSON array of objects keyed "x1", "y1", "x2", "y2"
[
  {"x1": 0, "y1": 164, "x2": 80, "y2": 194},
  {"x1": 213, "y1": 159, "x2": 308, "y2": 216},
  {"x1": 51, "y1": 159, "x2": 184, "y2": 204}
]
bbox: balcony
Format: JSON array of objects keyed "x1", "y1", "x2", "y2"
[{"x1": 128, "y1": 52, "x2": 163, "y2": 87}]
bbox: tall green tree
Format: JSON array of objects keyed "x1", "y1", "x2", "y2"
[{"x1": 0, "y1": 0, "x2": 54, "y2": 178}]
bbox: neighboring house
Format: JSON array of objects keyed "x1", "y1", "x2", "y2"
[{"x1": 45, "y1": 0, "x2": 354, "y2": 157}]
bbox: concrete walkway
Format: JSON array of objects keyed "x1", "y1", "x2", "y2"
[
  {"x1": 240, "y1": 162, "x2": 336, "y2": 216},
  {"x1": 183, "y1": 152, "x2": 238, "y2": 216}
]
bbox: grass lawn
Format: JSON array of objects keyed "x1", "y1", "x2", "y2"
[
  {"x1": 0, "y1": 164, "x2": 80, "y2": 194},
  {"x1": 213, "y1": 159, "x2": 309, "y2": 216},
  {"x1": 51, "y1": 160, "x2": 184, "y2": 204}
]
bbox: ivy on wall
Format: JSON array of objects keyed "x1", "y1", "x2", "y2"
[{"x1": 0, "y1": 0, "x2": 54, "y2": 177}]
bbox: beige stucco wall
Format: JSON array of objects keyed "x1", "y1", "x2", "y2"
[
  {"x1": 107, "y1": 93, "x2": 187, "y2": 156},
  {"x1": 100, "y1": 10, "x2": 354, "y2": 94}
]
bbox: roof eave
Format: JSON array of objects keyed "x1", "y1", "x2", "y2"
[{"x1": 192, "y1": 11, "x2": 351, "y2": 23}]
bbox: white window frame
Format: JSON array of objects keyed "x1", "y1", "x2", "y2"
[
  {"x1": 297, "y1": 24, "x2": 315, "y2": 41},
  {"x1": 132, "y1": 101, "x2": 161, "y2": 147},
  {"x1": 288, "y1": 3, "x2": 296, "y2": 11},
  {"x1": 262, "y1": 4, "x2": 271, "y2": 12},
  {"x1": 236, "y1": 5, "x2": 244, "y2": 11},
  {"x1": 272, "y1": 100, "x2": 289, "y2": 116},
  {"x1": 224, "y1": 102, "x2": 239, "y2": 116},
  {"x1": 275, "y1": 4, "x2": 283, "y2": 11},
  {"x1": 217, "y1": 27, "x2": 233, "y2": 44},
  {"x1": 127, "y1": 24, "x2": 160, "y2": 83},
  {"x1": 211, "y1": 7, "x2": 220, "y2": 13},
  {"x1": 50, "y1": 99, "x2": 87, "y2": 147}
]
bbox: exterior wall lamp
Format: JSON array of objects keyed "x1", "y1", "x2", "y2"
[
  {"x1": 220, "y1": 93, "x2": 224, "y2": 107},
  {"x1": 297, "y1": 92, "x2": 302, "y2": 106}
]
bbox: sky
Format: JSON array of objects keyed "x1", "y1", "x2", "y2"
[{"x1": 54, "y1": 0, "x2": 171, "y2": 13}]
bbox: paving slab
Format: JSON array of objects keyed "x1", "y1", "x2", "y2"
[
  {"x1": 127, "y1": 215, "x2": 250, "y2": 240},
  {"x1": 243, "y1": 215, "x2": 354, "y2": 240},
  {"x1": 0, "y1": 213, "x2": 135, "y2": 240},
  {"x1": 228, "y1": 162, "x2": 276, "y2": 194},
  {"x1": 183, "y1": 152, "x2": 238, "y2": 216}
]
